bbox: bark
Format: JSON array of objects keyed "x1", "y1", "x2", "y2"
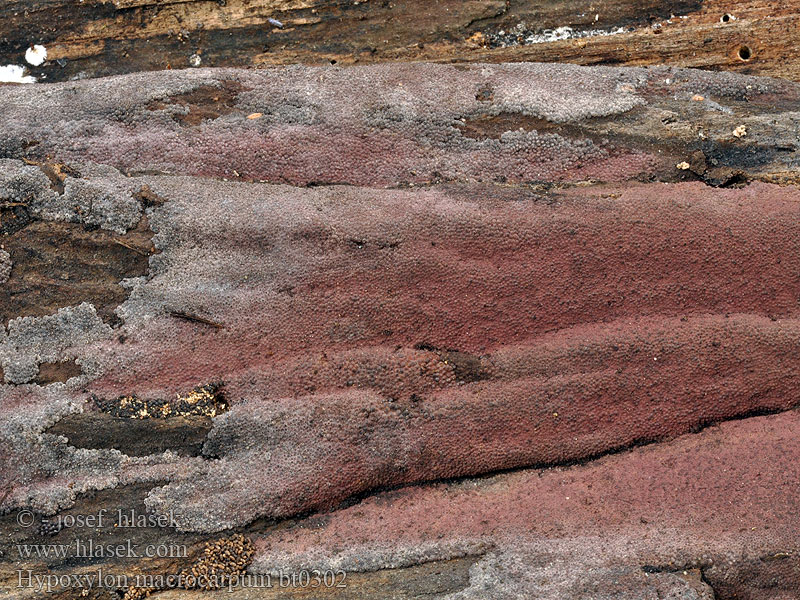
[
  {"x1": 1, "y1": 0, "x2": 798, "y2": 83},
  {"x1": 1, "y1": 15, "x2": 800, "y2": 600}
]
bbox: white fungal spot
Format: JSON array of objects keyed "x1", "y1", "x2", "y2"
[
  {"x1": 676, "y1": 161, "x2": 691, "y2": 170},
  {"x1": 25, "y1": 45, "x2": 47, "y2": 66},
  {"x1": 189, "y1": 53, "x2": 202, "y2": 67},
  {"x1": 268, "y1": 17, "x2": 284, "y2": 28},
  {"x1": 732, "y1": 125, "x2": 747, "y2": 138},
  {"x1": 522, "y1": 25, "x2": 626, "y2": 44},
  {"x1": 490, "y1": 23, "x2": 626, "y2": 47},
  {"x1": 0, "y1": 64, "x2": 36, "y2": 83}
]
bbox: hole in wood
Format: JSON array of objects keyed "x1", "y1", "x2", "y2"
[{"x1": 738, "y1": 45, "x2": 752, "y2": 61}]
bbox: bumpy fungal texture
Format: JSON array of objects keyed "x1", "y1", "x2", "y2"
[
  {"x1": 0, "y1": 63, "x2": 798, "y2": 187},
  {"x1": 249, "y1": 410, "x2": 800, "y2": 598},
  {"x1": 47, "y1": 174, "x2": 792, "y2": 532},
  {"x1": 0, "y1": 250, "x2": 10, "y2": 285},
  {"x1": 0, "y1": 159, "x2": 143, "y2": 234},
  {"x1": 0, "y1": 382, "x2": 204, "y2": 515},
  {"x1": 0, "y1": 303, "x2": 110, "y2": 384},
  {"x1": 443, "y1": 545, "x2": 715, "y2": 600},
  {"x1": 143, "y1": 313, "x2": 800, "y2": 531},
  {"x1": 0, "y1": 64, "x2": 799, "y2": 598},
  {"x1": 89, "y1": 178, "x2": 800, "y2": 394}
]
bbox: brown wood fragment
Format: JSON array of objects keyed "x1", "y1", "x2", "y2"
[
  {"x1": 35, "y1": 360, "x2": 83, "y2": 384},
  {"x1": 169, "y1": 310, "x2": 224, "y2": 329},
  {"x1": 1, "y1": 0, "x2": 798, "y2": 83},
  {"x1": 46, "y1": 412, "x2": 213, "y2": 456},
  {"x1": 0, "y1": 217, "x2": 154, "y2": 325}
]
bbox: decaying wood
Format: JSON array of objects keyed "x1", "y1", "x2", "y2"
[
  {"x1": 1, "y1": 0, "x2": 798, "y2": 83},
  {"x1": 0, "y1": 62, "x2": 799, "y2": 598},
  {"x1": 1, "y1": 0, "x2": 799, "y2": 595}
]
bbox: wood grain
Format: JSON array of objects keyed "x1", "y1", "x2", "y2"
[{"x1": 1, "y1": 0, "x2": 798, "y2": 82}]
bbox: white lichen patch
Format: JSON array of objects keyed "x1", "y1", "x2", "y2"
[
  {"x1": 528, "y1": 25, "x2": 627, "y2": 44},
  {"x1": 25, "y1": 45, "x2": 47, "y2": 67},
  {"x1": 0, "y1": 64, "x2": 36, "y2": 84},
  {"x1": 489, "y1": 24, "x2": 627, "y2": 48}
]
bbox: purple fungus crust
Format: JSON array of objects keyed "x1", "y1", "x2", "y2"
[
  {"x1": 0, "y1": 62, "x2": 799, "y2": 599},
  {"x1": 0, "y1": 63, "x2": 797, "y2": 187}
]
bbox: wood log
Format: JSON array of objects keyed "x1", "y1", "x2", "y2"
[
  {"x1": 0, "y1": 61, "x2": 799, "y2": 598},
  {"x1": 1, "y1": 0, "x2": 799, "y2": 83}
]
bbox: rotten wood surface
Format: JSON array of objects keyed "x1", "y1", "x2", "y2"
[
  {"x1": 0, "y1": 62, "x2": 798, "y2": 598},
  {"x1": 1, "y1": 0, "x2": 799, "y2": 83},
  {"x1": 0, "y1": 2, "x2": 799, "y2": 599}
]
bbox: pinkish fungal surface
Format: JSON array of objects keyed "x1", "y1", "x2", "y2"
[
  {"x1": 4, "y1": 172, "x2": 798, "y2": 532},
  {"x1": 0, "y1": 63, "x2": 798, "y2": 187},
  {"x1": 0, "y1": 62, "x2": 798, "y2": 598},
  {"x1": 250, "y1": 410, "x2": 800, "y2": 597}
]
